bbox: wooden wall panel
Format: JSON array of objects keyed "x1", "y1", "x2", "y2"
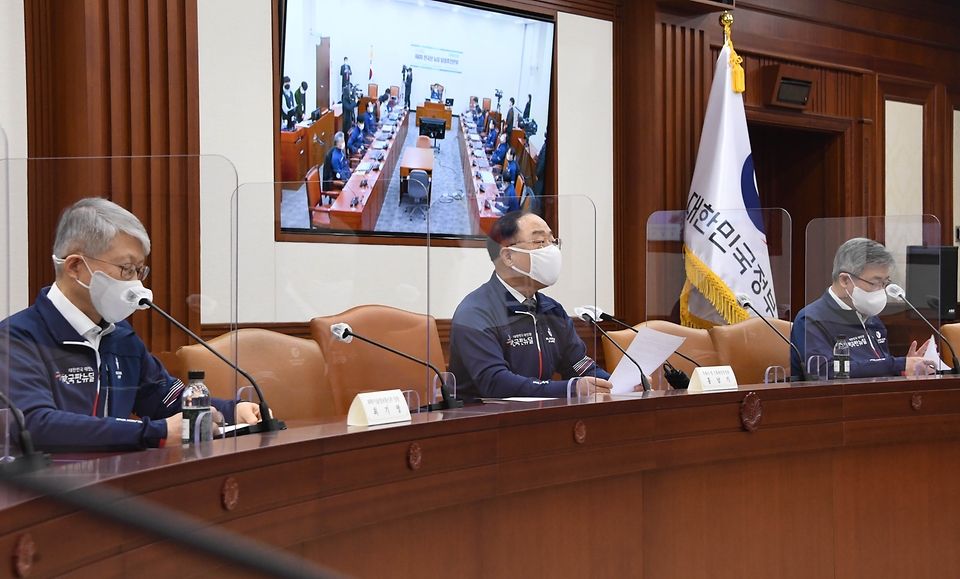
[{"x1": 24, "y1": 0, "x2": 201, "y2": 355}]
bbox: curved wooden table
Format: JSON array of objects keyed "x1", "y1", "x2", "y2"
[{"x1": 3, "y1": 376, "x2": 960, "y2": 578}]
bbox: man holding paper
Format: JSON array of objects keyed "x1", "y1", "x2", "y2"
[{"x1": 449, "y1": 211, "x2": 612, "y2": 399}]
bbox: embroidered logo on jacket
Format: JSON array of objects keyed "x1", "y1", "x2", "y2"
[
  {"x1": 506, "y1": 332, "x2": 534, "y2": 347},
  {"x1": 55, "y1": 366, "x2": 95, "y2": 385}
]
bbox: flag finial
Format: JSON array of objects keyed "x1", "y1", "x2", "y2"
[{"x1": 720, "y1": 11, "x2": 745, "y2": 93}]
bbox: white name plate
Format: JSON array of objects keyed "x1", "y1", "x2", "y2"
[
  {"x1": 347, "y1": 389, "x2": 412, "y2": 427},
  {"x1": 687, "y1": 365, "x2": 739, "y2": 392}
]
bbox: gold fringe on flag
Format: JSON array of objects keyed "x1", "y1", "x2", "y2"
[
  {"x1": 721, "y1": 12, "x2": 745, "y2": 94},
  {"x1": 680, "y1": 244, "x2": 749, "y2": 328}
]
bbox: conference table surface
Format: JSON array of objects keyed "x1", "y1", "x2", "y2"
[
  {"x1": 4, "y1": 375, "x2": 960, "y2": 578},
  {"x1": 399, "y1": 147, "x2": 434, "y2": 176}
]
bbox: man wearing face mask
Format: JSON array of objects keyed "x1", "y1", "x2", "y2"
[
  {"x1": 0, "y1": 198, "x2": 263, "y2": 451},
  {"x1": 448, "y1": 211, "x2": 612, "y2": 399},
  {"x1": 790, "y1": 237, "x2": 937, "y2": 379}
]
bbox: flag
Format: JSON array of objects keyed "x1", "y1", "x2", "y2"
[
  {"x1": 369, "y1": 45, "x2": 374, "y2": 81},
  {"x1": 680, "y1": 35, "x2": 777, "y2": 328}
]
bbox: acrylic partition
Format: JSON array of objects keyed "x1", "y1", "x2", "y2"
[
  {"x1": 424, "y1": 195, "x2": 604, "y2": 402},
  {"x1": 1, "y1": 127, "x2": 9, "y2": 461},
  {"x1": 0, "y1": 155, "x2": 238, "y2": 462},
  {"x1": 803, "y1": 215, "x2": 945, "y2": 380},
  {"x1": 644, "y1": 208, "x2": 792, "y2": 388}
]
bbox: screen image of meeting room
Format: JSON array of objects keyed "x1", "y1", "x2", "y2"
[{"x1": 277, "y1": 0, "x2": 554, "y2": 238}]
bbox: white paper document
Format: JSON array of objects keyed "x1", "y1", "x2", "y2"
[
  {"x1": 608, "y1": 327, "x2": 686, "y2": 394},
  {"x1": 923, "y1": 334, "x2": 952, "y2": 371}
]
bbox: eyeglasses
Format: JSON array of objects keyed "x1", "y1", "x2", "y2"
[
  {"x1": 509, "y1": 237, "x2": 561, "y2": 250},
  {"x1": 842, "y1": 272, "x2": 890, "y2": 292},
  {"x1": 82, "y1": 255, "x2": 150, "y2": 281}
]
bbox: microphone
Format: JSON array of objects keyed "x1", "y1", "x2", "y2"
[
  {"x1": 576, "y1": 305, "x2": 701, "y2": 368},
  {"x1": 574, "y1": 308, "x2": 650, "y2": 392},
  {"x1": 736, "y1": 293, "x2": 812, "y2": 382},
  {"x1": 330, "y1": 323, "x2": 463, "y2": 410},
  {"x1": 0, "y1": 390, "x2": 52, "y2": 475},
  {"x1": 136, "y1": 297, "x2": 286, "y2": 433},
  {"x1": 886, "y1": 284, "x2": 959, "y2": 374}
]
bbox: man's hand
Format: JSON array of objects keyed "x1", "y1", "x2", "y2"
[
  {"x1": 165, "y1": 413, "x2": 183, "y2": 442},
  {"x1": 907, "y1": 338, "x2": 932, "y2": 359},
  {"x1": 235, "y1": 402, "x2": 263, "y2": 425},
  {"x1": 906, "y1": 357, "x2": 937, "y2": 376},
  {"x1": 577, "y1": 377, "x2": 612, "y2": 396}
]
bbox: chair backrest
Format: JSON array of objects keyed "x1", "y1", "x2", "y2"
[
  {"x1": 310, "y1": 305, "x2": 446, "y2": 415},
  {"x1": 390, "y1": 85, "x2": 399, "y2": 97},
  {"x1": 940, "y1": 323, "x2": 960, "y2": 366},
  {"x1": 368, "y1": 83, "x2": 378, "y2": 97},
  {"x1": 416, "y1": 135, "x2": 431, "y2": 148},
  {"x1": 515, "y1": 173, "x2": 525, "y2": 198},
  {"x1": 482, "y1": 97, "x2": 491, "y2": 111},
  {"x1": 306, "y1": 165, "x2": 322, "y2": 207},
  {"x1": 176, "y1": 328, "x2": 335, "y2": 420},
  {"x1": 408, "y1": 169, "x2": 430, "y2": 201},
  {"x1": 601, "y1": 320, "x2": 720, "y2": 383},
  {"x1": 709, "y1": 316, "x2": 793, "y2": 385}
]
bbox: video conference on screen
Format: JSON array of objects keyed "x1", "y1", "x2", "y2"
[{"x1": 279, "y1": 0, "x2": 555, "y2": 239}]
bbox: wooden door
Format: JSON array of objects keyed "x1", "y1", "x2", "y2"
[{"x1": 316, "y1": 37, "x2": 330, "y2": 111}]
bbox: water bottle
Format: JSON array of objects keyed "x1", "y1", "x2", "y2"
[
  {"x1": 833, "y1": 335, "x2": 851, "y2": 379},
  {"x1": 181, "y1": 370, "x2": 212, "y2": 444}
]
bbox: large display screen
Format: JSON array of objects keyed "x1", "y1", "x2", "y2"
[{"x1": 278, "y1": 0, "x2": 555, "y2": 239}]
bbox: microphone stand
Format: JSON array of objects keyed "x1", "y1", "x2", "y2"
[
  {"x1": 343, "y1": 329, "x2": 463, "y2": 411},
  {"x1": 740, "y1": 301, "x2": 813, "y2": 382},
  {"x1": 895, "y1": 294, "x2": 960, "y2": 375},
  {"x1": 142, "y1": 300, "x2": 286, "y2": 433},
  {"x1": 580, "y1": 316, "x2": 650, "y2": 392},
  {"x1": 0, "y1": 390, "x2": 51, "y2": 475}
]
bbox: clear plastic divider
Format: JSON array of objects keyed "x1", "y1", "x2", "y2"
[{"x1": 802, "y1": 215, "x2": 943, "y2": 380}]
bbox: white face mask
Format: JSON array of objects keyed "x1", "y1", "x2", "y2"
[
  {"x1": 76, "y1": 257, "x2": 153, "y2": 323},
  {"x1": 845, "y1": 280, "x2": 887, "y2": 318},
  {"x1": 509, "y1": 244, "x2": 562, "y2": 287}
]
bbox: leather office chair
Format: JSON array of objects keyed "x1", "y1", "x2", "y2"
[
  {"x1": 601, "y1": 320, "x2": 720, "y2": 386},
  {"x1": 390, "y1": 85, "x2": 399, "y2": 97},
  {"x1": 407, "y1": 169, "x2": 430, "y2": 219},
  {"x1": 176, "y1": 328, "x2": 335, "y2": 420},
  {"x1": 482, "y1": 97, "x2": 491, "y2": 111},
  {"x1": 310, "y1": 306, "x2": 446, "y2": 415},
  {"x1": 709, "y1": 316, "x2": 792, "y2": 385},
  {"x1": 368, "y1": 83, "x2": 378, "y2": 98},
  {"x1": 416, "y1": 135, "x2": 431, "y2": 149},
  {"x1": 306, "y1": 165, "x2": 333, "y2": 228},
  {"x1": 939, "y1": 323, "x2": 960, "y2": 367}
]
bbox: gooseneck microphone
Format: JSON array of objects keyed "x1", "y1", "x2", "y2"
[
  {"x1": 134, "y1": 294, "x2": 286, "y2": 433},
  {"x1": 736, "y1": 293, "x2": 812, "y2": 382},
  {"x1": 330, "y1": 323, "x2": 463, "y2": 410},
  {"x1": 0, "y1": 390, "x2": 51, "y2": 475},
  {"x1": 574, "y1": 308, "x2": 650, "y2": 392},
  {"x1": 578, "y1": 305, "x2": 702, "y2": 369},
  {"x1": 886, "y1": 284, "x2": 960, "y2": 374}
]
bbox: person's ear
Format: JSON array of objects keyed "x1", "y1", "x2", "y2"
[
  {"x1": 62, "y1": 254, "x2": 86, "y2": 280},
  {"x1": 500, "y1": 246, "x2": 513, "y2": 265}
]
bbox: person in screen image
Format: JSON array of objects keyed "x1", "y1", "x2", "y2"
[
  {"x1": 280, "y1": 75, "x2": 295, "y2": 128},
  {"x1": 324, "y1": 131, "x2": 352, "y2": 188},
  {"x1": 347, "y1": 117, "x2": 366, "y2": 156},
  {"x1": 362, "y1": 101, "x2": 378, "y2": 142},
  {"x1": 402, "y1": 65, "x2": 413, "y2": 109},
  {"x1": 0, "y1": 198, "x2": 263, "y2": 451},
  {"x1": 341, "y1": 82, "x2": 359, "y2": 136},
  {"x1": 495, "y1": 149, "x2": 520, "y2": 214},
  {"x1": 340, "y1": 57, "x2": 352, "y2": 92},
  {"x1": 294, "y1": 81, "x2": 309, "y2": 122},
  {"x1": 504, "y1": 97, "x2": 516, "y2": 134},
  {"x1": 790, "y1": 237, "x2": 938, "y2": 379},
  {"x1": 483, "y1": 118, "x2": 499, "y2": 153},
  {"x1": 490, "y1": 132, "x2": 509, "y2": 171},
  {"x1": 448, "y1": 211, "x2": 612, "y2": 399}
]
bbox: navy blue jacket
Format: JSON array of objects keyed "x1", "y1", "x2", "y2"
[
  {"x1": 790, "y1": 290, "x2": 906, "y2": 379},
  {"x1": 502, "y1": 159, "x2": 518, "y2": 184},
  {"x1": 363, "y1": 111, "x2": 377, "y2": 136},
  {"x1": 330, "y1": 147, "x2": 352, "y2": 181},
  {"x1": 491, "y1": 142, "x2": 508, "y2": 167},
  {"x1": 483, "y1": 127, "x2": 497, "y2": 149},
  {"x1": 449, "y1": 274, "x2": 609, "y2": 399},
  {"x1": 347, "y1": 125, "x2": 365, "y2": 155},
  {"x1": 0, "y1": 287, "x2": 238, "y2": 451}
]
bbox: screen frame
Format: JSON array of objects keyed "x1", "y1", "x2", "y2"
[{"x1": 271, "y1": 0, "x2": 560, "y2": 248}]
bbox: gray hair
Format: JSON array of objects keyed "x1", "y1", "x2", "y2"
[
  {"x1": 334, "y1": 131, "x2": 345, "y2": 146},
  {"x1": 832, "y1": 237, "x2": 895, "y2": 282},
  {"x1": 52, "y1": 198, "x2": 151, "y2": 276}
]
